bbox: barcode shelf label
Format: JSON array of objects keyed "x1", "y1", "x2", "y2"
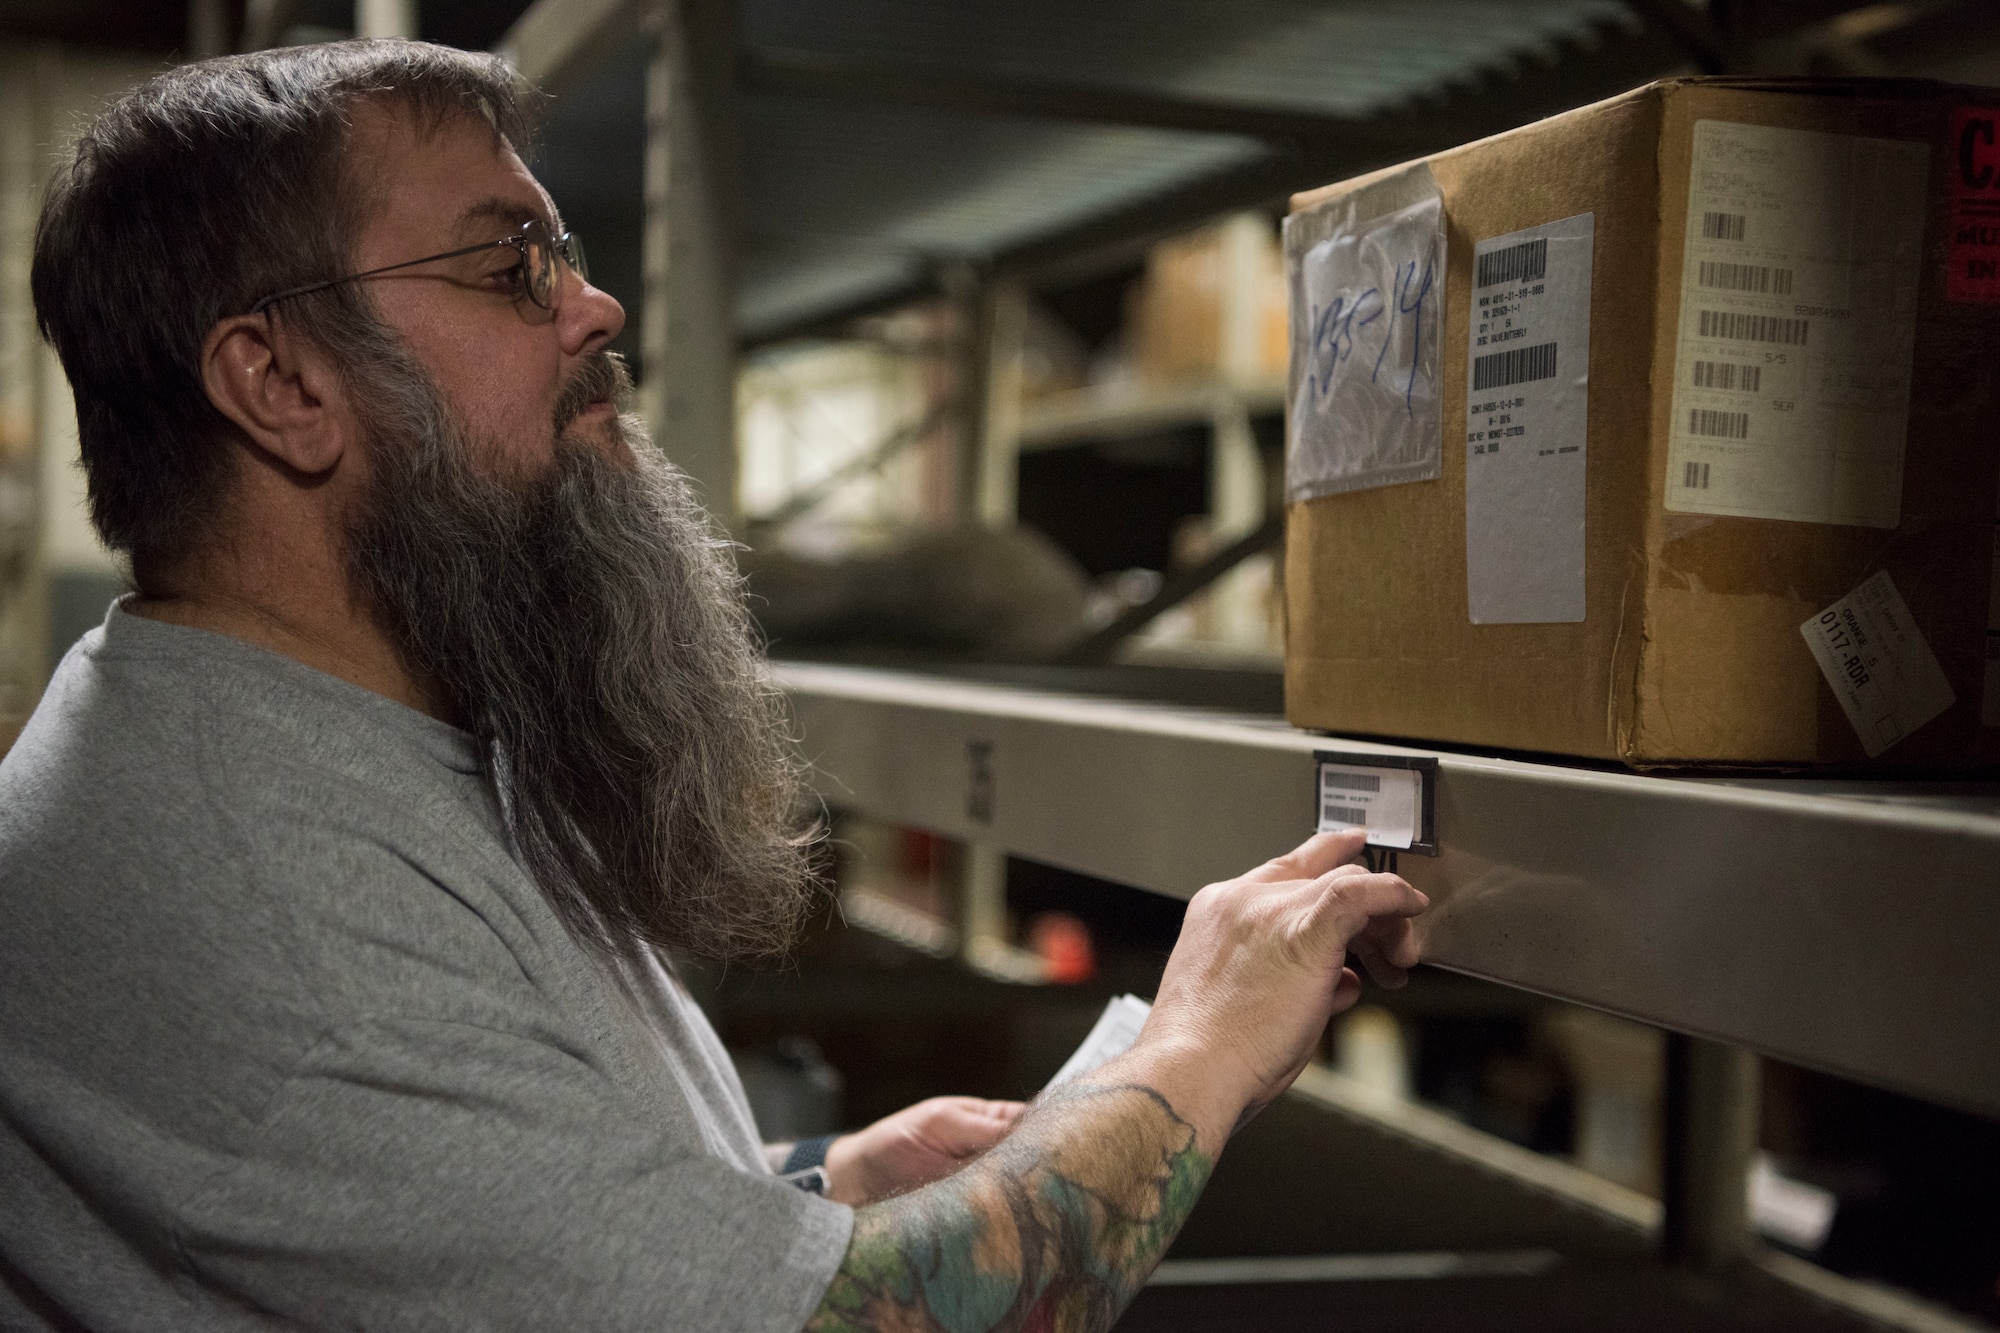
[
  {"x1": 1697, "y1": 260, "x2": 1793, "y2": 294},
  {"x1": 1697, "y1": 309, "x2": 1808, "y2": 345},
  {"x1": 1476, "y1": 237, "x2": 1548, "y2": 288},
  {"x1": 1684, "y1": 461, "x2": 1712, "y2": 489},
  {"x1": 1689, "y1": 408, "x2": 1751, "y2": 439},
  {"x1": 1314, "y1": 753, "x2": 1438, "y2": 854},
  {"x1": 1702, "y1": 211, "x2": 1747, "y2": 241},
  {"x1": 1692, "y1": 360, "x2": 1761, "y2": 391}
]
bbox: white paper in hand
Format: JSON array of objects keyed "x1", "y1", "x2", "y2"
[{"x1": 1042, "y1": 994, "x2": 1153, "y2": 1093}]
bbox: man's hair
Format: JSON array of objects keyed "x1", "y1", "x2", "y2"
[{"x1": 31, "y1": 41, "x2": 539, "y2": 576}]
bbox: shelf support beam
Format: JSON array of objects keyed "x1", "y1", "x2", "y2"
[
  {"x1": 496, "y1": 0, "x2": 649, "y2": 96},
  {"x1": 639, "y1": 0, "x2": 743, "y2": 528},
  {"x1": 1661, "y1": 1035, "x2": 1760, "y2": 1267}
]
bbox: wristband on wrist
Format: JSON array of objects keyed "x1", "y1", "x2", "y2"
[
  {"x1": 779, "y1": 1134, "x2": 838, "y2": 1194},
  {"x1": 781, "y1": 1134, "x2": 836, "y2": 1174}
]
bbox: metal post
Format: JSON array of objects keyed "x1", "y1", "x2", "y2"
[
  {"x1": 239, "y1": 0, "x2": 294, "y2": 51},
  {"x1": 945, "y1": 262, "x2": 992, "y2": 526},
  {"x1": 974, "y1": 280, "x2": 1026, "y2": 529},
  {"x1": 1660, "y1": 1032, "x2": 1760, "y2": 1267},
  {"x1": 958, "y1": 840, "x2": 1047, "y2": 984},
  {"x1": 355, "y1": 0, "x2": 417, "y2": 40},
  {"x1": 641, "y1": 0, "x2": 743, "y2": 529},
  {"x1": 1209, "y1": 213, "x2": 1272, "y2": 647},
  {"x1": 0, "y1": 48, "x2": 46, "y2": 744},
  {"x1": 960, "y1": 842, "x2": 1007, "y2": 955},
  {"x1": 1207, "y1": 396, "x2": 1267, "y2": 646},
  {"x1": 187, "y1": 0, "x2": 231, "y2": 58}
]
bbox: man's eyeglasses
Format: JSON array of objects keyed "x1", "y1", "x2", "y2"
[{"x1": 246, "y1": 217, "x2": 587, "y2": 318}]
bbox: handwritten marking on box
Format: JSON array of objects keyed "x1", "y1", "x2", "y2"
[{"x1": 1285, "y1": 162, "x2": 1445, "y2": 502}]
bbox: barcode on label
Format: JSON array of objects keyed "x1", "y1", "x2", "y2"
[
  {"x1": 1684, "y1": 461, "x2": 1711, "y2": 489},
  {"x1": 1692, "y1": 360, "x2": 1761, "y2": 391},
  {"x1": 1697, "y1": 260, "x2": 1792, "y2": 295},
  {"x1": 1702, "y1": 211, "x2": 1747, "y2": 241},
  {"x1": 1315, "y1": 751, "x2": 1433, "y2": 853},
  {"x1": 1476, "y1": 238, "x2": 1547, "y2": 288},
  {"x1": 1470, "y1": 341, "x2": 1558, "y2": 391},
  {"x1": 1698, "y1": 309, "x2": 1808, "y2": 345},
  {"x1": 1688, "y1": 408, "x2": 1750, "y2": 439}
]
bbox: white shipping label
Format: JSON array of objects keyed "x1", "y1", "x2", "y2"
[
  {"x1": 1801, "y1": 571, "x2": 1955, "y2": 757},
  {"x1": 1285, "y1": 163, "x2": 1445, "y2": 502},
  {"x1": 1316, "y1": 764, "x2": 1419, "y2": 849},
  {"x1": 1668, "y1": 120, "x2": 1930, "y2": 529},
  {"x1": 1465, "y1": 213, "x2": 1594, "y2": 624}
]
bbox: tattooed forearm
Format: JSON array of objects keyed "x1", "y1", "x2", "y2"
[{"x1": 805, "y1": 1081, "x2": 1213, "y2": 1333}]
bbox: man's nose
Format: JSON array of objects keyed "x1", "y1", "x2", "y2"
[{"x1": 559, "y1": 268, "x2": 625, "y2": 356}]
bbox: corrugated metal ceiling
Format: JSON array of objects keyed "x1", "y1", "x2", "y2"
[
  {"x1": 743, "y1": 0, "x2": 1633, "y2": 116},
  {"x1": 536, "y1": 0, "x2": 1654, "y2": 341},
  {"x1": 736, "y1": 104, "x2": 1263, "y2": 331}
]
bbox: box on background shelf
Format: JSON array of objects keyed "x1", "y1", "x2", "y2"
[
  {"x1": 1283, "y1": 76, "x2": 2000, "y2": 766},
  {"x1": 1132, "y1": 213, "x2": 1290, "y2": 386}
]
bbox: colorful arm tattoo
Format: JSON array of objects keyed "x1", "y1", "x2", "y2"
[{"x1": 805, "y1": 1080, "x2": 1214, "y2": 1333}]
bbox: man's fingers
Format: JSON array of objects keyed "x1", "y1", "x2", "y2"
[
  {"x1": 1360, "y1": 912, "x2": 1424, "y2": 971},
  {"x1": 926, "y1": 1096, "x2": 1022, "y2": 1120},
  {"x1": 1309, "y1": 870, "x2": 1428, "y2": 933},
  {"x1": 1348, "y1": 932, "x2": 1411, "y2": 990},
  {"x1": 971, "y1": 1099, "x2": 1027, "y2": 1127},
  {"x1": 1329, "y1": 965, "x2": 1363, "y2": 1015},
  {"x1": 1299, "y1": 871, "x2": 1426, "y2": 987},
  {"x1": 923, "y1": 1098, "x2": 1027, "y2": 1156},
  {"x1": 1251, "y1": 828, "x2": 1367, "y2": 884}
]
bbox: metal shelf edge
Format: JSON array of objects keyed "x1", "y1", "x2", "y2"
[{"x1": 779, "y1": 662, "x2": 2000, "y2": 1116}]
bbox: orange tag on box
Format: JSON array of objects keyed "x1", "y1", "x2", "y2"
[{"x1": 1950, "y1": 105, "x2": 2000, "y2": 304}]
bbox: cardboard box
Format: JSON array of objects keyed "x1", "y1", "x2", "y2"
[
  {"x1": 1133, "y1": 214, "x2": 1288, "y2": 385},
  {"x1": 1283, "y1": 77, "x2": 2000, "y2": 766}
]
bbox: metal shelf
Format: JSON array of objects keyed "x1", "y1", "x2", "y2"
[
  {"x1": 779, "y1": 661, "x2": 2000, "y2": 1119},
  {"x1": 1014, "y1": 376, "x2": 1285, "y2": 451}
]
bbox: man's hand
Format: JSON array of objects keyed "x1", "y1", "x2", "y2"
[
  {"x1": 1133, "y1": 828, "x2": 1426, "y2": 1150},
  {"x1": 822, "y1": 1097, "x2": 1025, "y2": 1206},
  {"x1": 807, "y1": 828, "x2": 1426, "y2": 1333}
]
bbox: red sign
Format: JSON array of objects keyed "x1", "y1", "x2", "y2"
[{"x1": 1949, "y1": 105, "x2": 2000, "y2": 304}]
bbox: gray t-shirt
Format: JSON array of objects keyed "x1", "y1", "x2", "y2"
[{"x1": 0, "y1": 607, "x2": 851, "y2": 1330}]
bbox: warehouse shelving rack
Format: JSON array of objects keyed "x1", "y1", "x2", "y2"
[
  {"x1": 781, "y1": 660, "x2": 2000, "y2": 1122},
  {"x1": 780, "y1": 658, "x2": 2000, "y2": 1328}
]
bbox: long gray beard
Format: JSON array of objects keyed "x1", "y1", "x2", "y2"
[{"x1": 341, "y1": 349, "x2": 820, "y2": 965}]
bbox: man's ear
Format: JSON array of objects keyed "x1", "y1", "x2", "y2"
[{"x1": 200, "y1": 314, "x2": 349, "y2": 475}]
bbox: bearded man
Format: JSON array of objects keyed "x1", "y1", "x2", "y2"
[{"x1": 0, "y1": 40, "x2": 1427, "y2": 1332}]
